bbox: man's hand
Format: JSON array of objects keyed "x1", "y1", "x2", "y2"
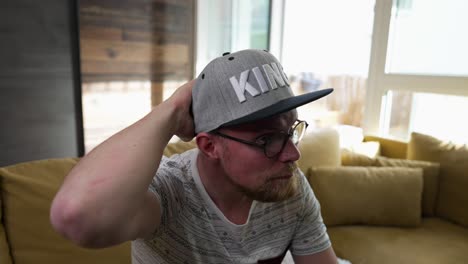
[{"x1": 165, "y1": 79, "x2": 196, "y2": 142}]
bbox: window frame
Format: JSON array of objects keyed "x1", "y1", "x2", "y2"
[{"x1": 363, "y1": 0, "x2": 468, "y2": 136}]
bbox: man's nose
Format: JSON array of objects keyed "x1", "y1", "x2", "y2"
[{"x1": 278, "y1": 139, "x2": 301, "y2": 162}]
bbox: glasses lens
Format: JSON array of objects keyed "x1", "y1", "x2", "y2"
[
  {"x1": 265, "y1": 133, "x2": 288, "y2": 157},
  {"x1": 291, "y1": 121, "x2": 307, "y2": 144},
  {"x1": 264, "y1": 121, "x2": 308, "y2": 158}
]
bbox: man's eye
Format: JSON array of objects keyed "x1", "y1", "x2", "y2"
[{"x1": 256, "y1": 135, "x2": 273, "y2": 145}]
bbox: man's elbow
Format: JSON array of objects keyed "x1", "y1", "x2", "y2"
[{"x1": 50, "y1": 197, "x2": 102, "y2": 248}]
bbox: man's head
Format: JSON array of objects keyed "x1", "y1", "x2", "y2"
[
  {"x1": 217, "y1": 110, "x2": 304, "y2": 202},
  {"x1": 192, "y1": 49, "x2": 332, "y2": 202},
  {"x1": 198, "y1": 110, "x2": 303, "y2": 202},
  {"x1": 192, "y1": 49, "x2": 333, "y2": 133}
]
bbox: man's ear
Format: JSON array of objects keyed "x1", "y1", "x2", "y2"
[{"x1": 196, "y1": 133, "x2": 221, "y2": 159}]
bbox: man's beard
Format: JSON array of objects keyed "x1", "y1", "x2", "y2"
[{"x1": 233, "y1": 163, "x2": 300, "y2": 203}]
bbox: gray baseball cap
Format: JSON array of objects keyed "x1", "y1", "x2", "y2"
[{"x1": 192, "y1": 49, "x2": 333, "y2": 133}]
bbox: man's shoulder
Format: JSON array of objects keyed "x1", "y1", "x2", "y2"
[
  {"x1": 157, "y1": 148, "x2": 198, "y2": 182},
  {"x1": 161, "y1": 148, "x2": 197, "y2": 168},
  {"x1": 150, "y1": 149, "x2": 200, "y2": 203}
]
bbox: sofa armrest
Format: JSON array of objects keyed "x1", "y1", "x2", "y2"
[
  {"x1": 0, "y1": 158, "x2": 131, "y2": 263},
  {"x1": 364, "y1": 135, "x2": 408, "y2": 159}
]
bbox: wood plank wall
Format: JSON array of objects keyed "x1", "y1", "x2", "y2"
[{"x1": 79, "y1": 0, "x2": 195, "y2": 105}]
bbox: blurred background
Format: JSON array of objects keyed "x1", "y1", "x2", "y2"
[{"x1": 1, "y1": 0, "x2": 467, "y2": 165}]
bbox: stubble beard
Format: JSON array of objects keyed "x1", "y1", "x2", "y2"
[{"x1": 236, "y1": 163, "x2": 300, "y2": 202}]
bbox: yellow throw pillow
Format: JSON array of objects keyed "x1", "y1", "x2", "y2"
[
  {"x1": 0, "y1": 158, "x2": 131, "y2": 264},
  {"x1": 364, "y1": 135, "x2": 408, "y2": 159},
  {"x1": 308, "y1": 167, "x2": 423, "y2": 227},
  {"x1": 348, "y1": 141, "x2": 381, "y2": 158},
  {"x1": 437, "y1": 165, "x2": 468, "y2": 226},
  {"x1": 408, "y1": 132, "x2": 468, "y2": 227},
  {"x1": 340, "y1": 149, "x2": 375, "y2": 166},
  {"x1": 408, "y1": 132, "x2": 468, "y2": 163},
  {"x1": 298, "y1": 128, "x2": 341, "y2": 174},
  {"x1": 374, "y1": 157, "x2": 440, "y2": 217},
  {"x1": 341, "y1": 151, "x2": 440, "y2": 216},
  {"x1": 0, "y1": 190, "x2": 14, "y2": 264}
]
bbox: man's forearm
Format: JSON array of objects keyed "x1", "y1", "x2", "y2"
[{"x1": 50, "y1": 101, "x2": 180, "y2": 246}]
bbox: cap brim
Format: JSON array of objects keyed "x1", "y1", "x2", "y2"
[{"x1": 222, "y1": 88, "x2": 333, "y2": 127}]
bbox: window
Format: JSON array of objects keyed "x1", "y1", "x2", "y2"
[
  {"x1": 385, "y1": 90, "x2": 468, "y2": 143},
  {"x1": 386, "y1": 0, "x2": 468, "y2": 76},
  {"x1": 82, "y1": 81, "x2": 151, "y2": 151},
  {"x1": 195, "y1": 0, "x2": 270, "y2": 75},
  {"x1": 364, "y1": 0, "x2": 468, "y2": 142},
  {"x1": 277, "y1": 0, "x2": 375, "y2": 129}
]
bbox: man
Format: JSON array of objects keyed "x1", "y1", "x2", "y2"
[{"x1": 50, "y1": 49, "x2": 338, "y2": 263}]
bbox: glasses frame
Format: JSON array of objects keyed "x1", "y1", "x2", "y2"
[{"x1": 211, "y1": 120, "x2": 309, "y2": 158}]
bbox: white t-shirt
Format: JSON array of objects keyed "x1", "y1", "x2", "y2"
[{"x1": 132, "y1": 149, "x2": 331, "y2": 264}]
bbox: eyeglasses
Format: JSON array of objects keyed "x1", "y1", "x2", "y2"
[{"x1": 211, "y1": 120, "x2": 308, "y2": 158}]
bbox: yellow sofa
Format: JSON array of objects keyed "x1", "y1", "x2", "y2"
[
  {"x1": 161, "y1": 133, "x2": 468, "y2": 263},
  {"x1": 1, "y1": 133, "x2": 467, "y2": 264},
  {"x1": 0, "y1": 158, "x2": 131, "y2": 264},
  {"x1": 323, "y1": 133, "x2": 468, "y2": 264},
  {"x1": 0, "y1": 141, "x2": 198, "y2": 264}
]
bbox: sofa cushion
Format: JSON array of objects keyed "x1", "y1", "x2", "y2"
[
  {"x1": 364, "y1": 135, "x2": 408, "y2": 159},
  {"x1": 408, "y1": 132, "x2": 468, "y2": 227},
  {"x1": 0, "y1": 158, "x2": 131, "y2": 264},
  {"x1": 298, "y1": 128, "x2": 341, "y2": 173},
  {"x1": 407, "y1": 132, "x2": 468, "y2": 162},
  {"x1": 341, "y1": 149, "x2": 374, "y2": 166},
  {"x1": 348, "y1": 141, "x2": 381, "y2": 158},
  {"x1": 341, "y1": 151, "x2": 440, "y2": 217},
  {"x1": 437, "y1": 164, "x2": 468, "y2": 225},
  {"x1": 335, "y1": 125, "x2": 381, "y2": 158},
  {"x1": 0, "y1": 186, "x2": 13, "y2": 264},
  {"x1": 163, "y1": 140, "x2": 197, "y2": 157},
  {"x1": 308, "y1": 167, "x2": 423, "y2": 227},
  {"x1": 375, "y1": 156, "x2": 440, "y2": 217},
  {"x1": 328, "y1": 218, "x2": 468, "y2": 264}
]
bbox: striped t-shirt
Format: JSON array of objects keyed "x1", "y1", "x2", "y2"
[{"x1": 132, "y1": 149, "x2": 331, "y2": 264}]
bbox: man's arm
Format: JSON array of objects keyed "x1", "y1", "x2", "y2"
[
  {"x1": 50, "y1": 80, "x2": 195, "y2": 248},
  {"x1": 293, "y1": 247, "x2": 338, "y2": 264}
]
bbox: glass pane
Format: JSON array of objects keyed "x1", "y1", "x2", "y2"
[
  {"x1": 249, "y1": 0, "x2": 270, "y2": 49},
  {"x1": 386, "y1": 0, "x2": 468, "y2": 76},
  {"x1": 282, "y1": 0, "x2": 375, "y2": 128},
  {"x1": 231, "y1": 0, "x2": 270, "y2": 50},
  {"x1": 196, "y1": 0, "x2": 270, "y2": 75},
  {"x1": 386, "y1": 90, "x2": 468, "y2": 143},
  {"x1": 82, "y1": 82, "x2": 151, "y2": 152}
]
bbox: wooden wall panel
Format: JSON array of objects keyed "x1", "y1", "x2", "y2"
[{"x1": 79, "y1": 0, "x2": 195, "y2": 86}]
